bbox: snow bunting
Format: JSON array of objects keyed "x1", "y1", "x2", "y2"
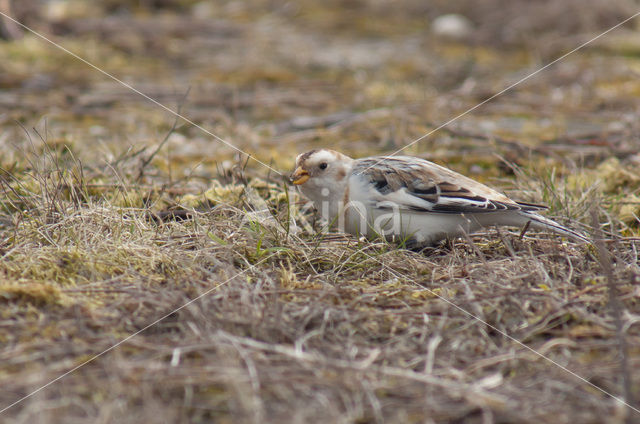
[{"x1": 290, "y1": 149, "x2": 588, "y2": 245}]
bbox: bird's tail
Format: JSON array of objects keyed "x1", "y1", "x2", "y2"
[{"x1": 522, "y1": 212, "x2": 590, "y2": 243}]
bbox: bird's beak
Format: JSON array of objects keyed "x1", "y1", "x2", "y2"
[{"x1": 290, "y1": 167, "x2": 310, "y2": 185}]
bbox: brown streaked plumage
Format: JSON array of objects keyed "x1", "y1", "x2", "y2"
[{"x1": 352, "y1": 157, "x2": 542, "y2": 213}]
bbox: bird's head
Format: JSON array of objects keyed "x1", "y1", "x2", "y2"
[{"x1": 290, "y1": 149, "x2": 354, "y2": 200}]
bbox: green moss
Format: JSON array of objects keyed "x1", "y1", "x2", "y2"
[{"x1": 0, "y1": 281, "x2": 70, "y2": 307}]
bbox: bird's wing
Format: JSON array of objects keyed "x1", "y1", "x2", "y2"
[{"x1": 352, "y1": 156, "x2": 546, "y2": 214}]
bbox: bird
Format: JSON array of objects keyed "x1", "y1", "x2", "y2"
[{"x1": 290, "y1": 149, "x2": 588, "y2": 246}]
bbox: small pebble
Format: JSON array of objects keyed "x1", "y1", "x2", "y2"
[{"x1": 432, "y1": 14, "x2": 473, "y2": 40}]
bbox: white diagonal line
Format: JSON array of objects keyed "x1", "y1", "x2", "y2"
[
  {"x1": 357, "y1": 247, "x2": 640, "y2": 415},
  {"x1": 0, "y1": 253, "x2": 277, "y2": 414},
  {"x1": 356, "y1": 10, "x2": 640, "y2": 176},
  {"x1": 0, "y1": 7, "x2": 637, "y2": 418},
  {"x1": 0, "y1": 12, "x2": 283, "y2": 177}
]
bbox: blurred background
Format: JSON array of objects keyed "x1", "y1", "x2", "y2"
[{"x1": 1, "y1": 0, "x2": 639, "y2": 182}]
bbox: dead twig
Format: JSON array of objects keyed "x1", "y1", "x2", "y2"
[
  {"x1": 591, "y1": 206, "x2": 636, "y2": 420},
  {"x1": 136, "y1": 87, "x2": 191, "y2": 183}
]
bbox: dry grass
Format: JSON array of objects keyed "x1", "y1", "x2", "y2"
[{"x1": 1, "y1": 1, "x2": 640, "y2": 423}]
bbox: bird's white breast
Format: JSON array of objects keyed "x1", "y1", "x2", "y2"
[{"x1": 344, "y1": 173, "x2": 485, "y2": 244}]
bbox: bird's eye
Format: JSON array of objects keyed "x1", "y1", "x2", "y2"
[{"x1": 319, "y1": 162, "x2": 328, "y2": 170}]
